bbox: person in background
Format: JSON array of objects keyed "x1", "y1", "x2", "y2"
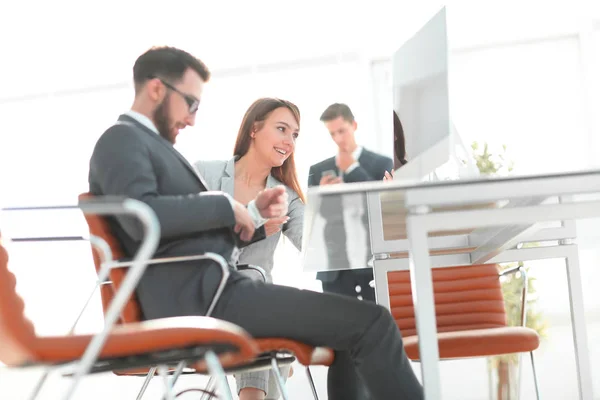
[
  {"x1": 306, "y1": 104, "x2": 395, "y2": 398},
  {"x1": 385, "y1": 110, "x2": 407, "y2": 180},
  {"x1": 307, "y1": 103, "x2": 393, "y2": 302}
]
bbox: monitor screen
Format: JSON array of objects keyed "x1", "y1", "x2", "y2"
[{"x1": 392, "y1": 7, "x2": 451, "y2": 180}]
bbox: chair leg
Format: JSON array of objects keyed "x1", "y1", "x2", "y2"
[
  {"x1": 305, "y1": 366, "x2": 320, "y2": 400},
  {"x1": 199, "y1": 376, "x2": 215, "y2": 400},
  {"x1": 135, "y1": 366, "x2": 157, "y2": 400},
  {"x1": 158, "y1": 362, "x2": 188, "y2": 400},
  {"x1": 158, "y1": 365, "x2": 175, "y2": 400},
  {"x1": 270, "y1": 357, "x2": 290, "y2": 400},
  {"x1": 530, "y1": 351, "x2": 540, "y2": 400},
  {"x1": 169, "y1": 361, "x2": 187, "y2": 388},
  {"x1": 27, "y1": 369, "x2": 51, "y2": 400},
  {"x1": 516, "y1": 354, "x2": 523, "y2": 400},
  {"x1": 205, "y1": 350, "x2": 233, "y2": 400}
]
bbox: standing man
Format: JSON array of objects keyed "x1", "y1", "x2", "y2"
[{"x1": 308, "y1": 103, "x2": 393, "y2": 302}]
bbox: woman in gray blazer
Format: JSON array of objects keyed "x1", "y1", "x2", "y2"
[{"x1": 195, "y1": 98, "x2": 304, "y2": 400}]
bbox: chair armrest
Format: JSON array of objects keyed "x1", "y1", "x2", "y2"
[
  {"x1": 0, "y1": 233, "x2": 116, "y2": 334},
  {"x1": 499, "y1": 265, "x2": 523, "y2": 277},
  {"x1": 105, "y1": 253, "x2": 231, "y2": 317},
  {"x1": 499, "y1": 264, "x2": 528, "y2": 327},
  {"x1": 6, "y1": 198, "x2": 160, "y2": 331},
  {"x1": 73, "y1": 197, "x2": 161, "y2": 389},
  {"x1": 66, "y1": 234, "x2": 115, "y2": 334},
  {"x1": 3, "y1": 197, "x2": 161, "y2": 389},
  {"x1": 236, "y1": 264, "x2": 267, "y2": 282}
]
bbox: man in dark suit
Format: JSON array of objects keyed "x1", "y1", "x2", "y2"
[
  {"x1": 89, "y1": 47, "x2": 422, "y2": 400},
  {"x1": 308, "y1": 103, "x2": 393, "y2": 302}
]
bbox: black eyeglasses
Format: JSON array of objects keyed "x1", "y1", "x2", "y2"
[{"x1": 150, "y1": 76, "x2": 200, "y2": 114}]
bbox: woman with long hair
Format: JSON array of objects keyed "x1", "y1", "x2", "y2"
[{"x1": 194, "y1": 97, "x2": 304, "y2": 400}]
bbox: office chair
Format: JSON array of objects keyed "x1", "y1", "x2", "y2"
[
  {"x1": 79, "y1": 192, "x2": 333, "y2": 400},
  {"x1": 388, "y1": 263, "x2": 541, "y2": 399},
  {"x1": 0, "y1": 199, "x2": 259, "y2": 400}
]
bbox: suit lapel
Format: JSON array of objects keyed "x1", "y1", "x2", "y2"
[
  {"x1": 327, "y1": 157, "x2": 337, "y2": 169},
  {"x1": 219, "y1": 157, "x2": 236, "y2": 194},
  {"x1": 117, "y1": 115, "x2": 210, "y2": 189},
  {"x1": 220, "y1": 156, "x2": 279, "y2": 192},
  {"x1": 358, "y1": 149, "x2": 374, "y2": 173},
  {"x1": 266, "y1": 174, "x2": 280, "y2": 188},
  {"x1": 321, "y1": 157, "x2": 337, "y2": 176}
]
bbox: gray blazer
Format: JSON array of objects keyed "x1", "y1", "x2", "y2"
[
  {"x1": 195, "y1": 157, "x2": 304, "y2": 282},
  {"x1": 88, "y1": 115, "x2": 265, "y2": 320}
]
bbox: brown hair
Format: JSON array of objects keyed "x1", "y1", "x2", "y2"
[
  {"x1": 133, "y1": 46, "x2": 210, "y2": 93},
  {"x1": 393, "y1": 110, "x2": 407, "y2": 166},
  {"x1": 319, "y1": 103, "x2": 355, "y2": 123},
  {"x1": 233, "y1": 98, "x2": 305, "y2": 203}
]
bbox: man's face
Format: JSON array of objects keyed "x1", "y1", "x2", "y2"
[
  {"x1": 324, "y1": 116, "x2": 357, "y2": 153},
  {"x1": 154, "y1": 68, "x2": 204, "y2": 144}
]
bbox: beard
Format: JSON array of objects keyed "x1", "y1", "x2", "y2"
[{"x1": 153, "y1": 96, "x2": 174, "y2": 144}]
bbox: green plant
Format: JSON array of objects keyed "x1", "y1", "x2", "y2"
[{"x1": 471, "y1": 141, "x2": 514, "y2": 176}]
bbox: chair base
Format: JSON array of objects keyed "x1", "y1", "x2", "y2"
[
  {"x1": 59, "y1": 342, "x2": 239, "y2": 376},
  {"x1": 198, "y1": 352, "x2": 296, "y2": 375}
]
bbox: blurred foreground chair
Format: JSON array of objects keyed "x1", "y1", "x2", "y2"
[{"x1": 0, "y1": 199, "x2": 259, "y2": 400}]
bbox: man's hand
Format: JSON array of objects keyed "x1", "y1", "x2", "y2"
[
  {"x1": 383, "y1": 170, "x2": 394, "y2": 181},
  {"x1": 336, "y1": 151, "x2": 356, "y2": 172},
  {"x1": 233, "y1": 200, "x2": 255, "y2": 242},
  {"x1": 255, "y1": 185, "x2": 289, "y2": 219},
  {"x1": 319, "y1": 174, "x2": 342, "y2": 186},
  {"x1": 264, "y1": 216, "x2": 289, "y2": 236}
]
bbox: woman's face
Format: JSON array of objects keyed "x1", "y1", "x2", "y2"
[{"x1": 251, "y1": 107, "x2": 299, "y2": 167}]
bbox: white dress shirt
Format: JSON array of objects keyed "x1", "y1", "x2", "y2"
[
  {"x1": 335, "y1": 145, "x2": 367, "y2": 268},
  {"x1": 336, "y1": 146, "x2": 363, "y2": 176}
]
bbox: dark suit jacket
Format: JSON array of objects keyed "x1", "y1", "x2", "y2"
[
  {"x1": 308, "y1": 148, "x2": 393, "y2": 186},
  {"x1": 88, "y1": 115, "x2": 265, "y2": 320},
  {"x1": 307, "y1": 148, "x2": 393, "y2": 281}
]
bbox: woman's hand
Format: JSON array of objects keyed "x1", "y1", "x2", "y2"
[
  {"x1": 255, "y1": 185, "x2": 289, "y2": 218},
  {"x1": 383, "y1": 170, "x2": 394, "y2": 181},
  {"x1": 264, "y1": 216, "x2": 289, "y2": 236}
]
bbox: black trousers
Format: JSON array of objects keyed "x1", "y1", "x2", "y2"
[
  {"x1": 318, "y1": 268, "x2": 376, "y2": 302},
  {"x1": 211, "y1": 270, "x2": 423, "y2": 400}
]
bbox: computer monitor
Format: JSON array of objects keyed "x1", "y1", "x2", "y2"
[{"x1": 391, "y1": 6, "x2": 452, "y2": 181}]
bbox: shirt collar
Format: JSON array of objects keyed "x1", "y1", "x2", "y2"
[
  {"x1": 336, "y1": 146, "x2": 363, "y2": 160},
  {"x1": 352, "y1": 146, "x2": 363, "y2": 160},
  {"x1": 125, "y1": 110, "x2": 159, "y2": 135}
]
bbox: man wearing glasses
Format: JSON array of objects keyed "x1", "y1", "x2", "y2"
[
  {"x1": 88, "y1": 46, "x2": 423, "y2": 400},
  {"x1": 138, "y1": 74, "x2": 201, "y2": 144}
]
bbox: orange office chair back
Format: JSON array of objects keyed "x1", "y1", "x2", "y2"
[
  {"x1": 388, "y1": 263, "x2": 507, "y2": 337},
  {"x1": 78, "y1": 193, "x2": 142, "y2": 324},
  {"x1": 0, "y1": 232, "x2": 38, "y2": 366}
]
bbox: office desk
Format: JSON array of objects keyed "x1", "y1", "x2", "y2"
[{"x1": 302, "y1": 169, "x2": 600, "y2": 400}]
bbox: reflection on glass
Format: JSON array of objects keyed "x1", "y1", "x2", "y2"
[{"x1": 302, "y1": 192, "x2": 372, "y2": 272}]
